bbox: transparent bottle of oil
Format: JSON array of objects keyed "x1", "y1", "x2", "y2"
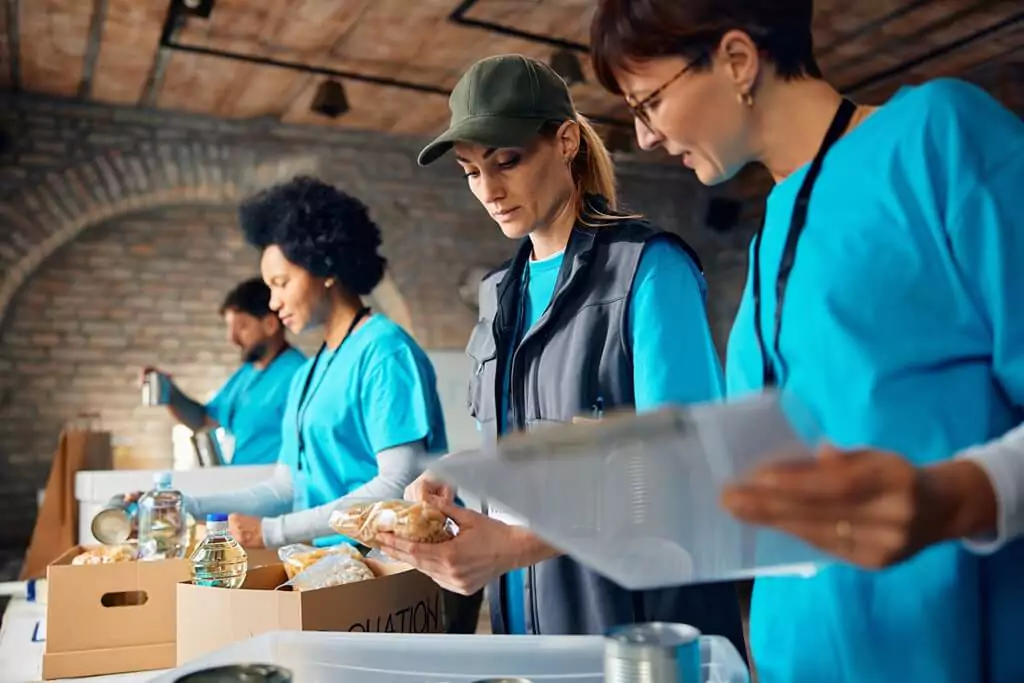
[
  {"x1": 137, "y1": 471, "x2": 188, "y2": 560},
  {"x1": 189, "y1": 513, "x2": 248, "y2": 589}
]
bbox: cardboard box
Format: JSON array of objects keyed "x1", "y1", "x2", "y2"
[
  {"x1": 177, "y1": 559, "x2": 444, "y2": 664},
  {"x1": 43, "y1": 546, "x2": 192, "y2": 680},
  {"x1": 23, "y1": 427, "x2": 113, "y2": 579}
]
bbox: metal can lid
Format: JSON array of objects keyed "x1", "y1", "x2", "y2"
[
  {"x1": 173, "y1": 664, "x2": 292, "y2": 683},
  {"x1": 469, "y1": 678, "x2": 533, "y2": 683},
  {"x1": 605, "y1": 622, "x2": 700, "y2": 659}
]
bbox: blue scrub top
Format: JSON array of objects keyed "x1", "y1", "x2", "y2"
[
  {"x1": 205, "y1": 346, "x2": 306, "y2": 466},
  {"x1": 277, "y1": 314, "x2": 448, "y2": 539},
  {"x1": 503, "y1": 239, "x2": 725, "y2": 633},
  {"x1": 725, "y1": 79, "x2": 1024, "y2": 682}
]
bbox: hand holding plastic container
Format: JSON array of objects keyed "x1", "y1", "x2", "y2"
[
  {"x1": 190, "y1": 514, "x2": 247, "y2": 589},
  {"x1": 137, "y1": 472, "x2": 189, "y2": 560}
]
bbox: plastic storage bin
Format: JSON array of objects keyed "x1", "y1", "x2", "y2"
[
  {"x1": 76, "y1": 465, "x2": 276, "y2": 545},
  {"x1": 431, "y1": 391, "x2": 830, "y2": 590},
  {"x1": 154, "y1": 631, "x2": 749, "y2": 683}
]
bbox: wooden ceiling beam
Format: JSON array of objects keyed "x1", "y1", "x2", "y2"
[
  {"x1": 448, "y1": 0, "x2": 588, "y2": 52},
  {"x1": 78, "y1": 0, "x2": 109, "y2": 98},
  {"x1": 4, "y1": 0, "x2": 20, "y2": 89},
  {"x1": 140, "y1": 7, "x2": 185, "y2": 107},
  {"x1": 842, "y1": 9, "x2": 1023, "y2": 94}
]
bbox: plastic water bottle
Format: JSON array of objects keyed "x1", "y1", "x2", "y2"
[
  {"x1": 137, "y1": 471, "x2": 188, "y2": 560},
  {"x1": 190, "y1": 514, "x2": 248, "y2": 589}
]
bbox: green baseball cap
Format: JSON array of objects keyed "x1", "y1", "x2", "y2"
[{"x1": 417, "y1": 54, "x2": 576, "y2": 167}]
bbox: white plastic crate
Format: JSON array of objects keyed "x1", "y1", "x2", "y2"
[
  {"x1": 154, "y1": 631, "x2": 749, "y2": 683},
  {"x1": 75, "y1": 465, "x2": 276, "y2": 544}
]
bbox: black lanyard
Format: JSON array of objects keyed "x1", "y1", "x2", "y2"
[
  {"x1": 751, "y1": 98, "x2": 857, "y2": 388},
  {"x1": 294, "y1": 307, "x2": 370, "y2": 468}
]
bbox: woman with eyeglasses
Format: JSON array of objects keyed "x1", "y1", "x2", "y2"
[
  {"x1": 590, "y1": 0, "x2": 1023, "y2": 681},
  {"x1": 377, "y1": 54, "x2": 746, "y2": 649}
]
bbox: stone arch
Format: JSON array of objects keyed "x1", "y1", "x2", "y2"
[{"x1": 0, "y1": 144, "x2": 414, "y2": 335}]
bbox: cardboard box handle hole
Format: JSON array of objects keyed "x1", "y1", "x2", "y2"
[{"x1": 100, "y1": 590, "x2": 148, "y2": 607}]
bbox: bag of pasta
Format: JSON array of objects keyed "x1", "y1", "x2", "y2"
[
  {"x1": 328, "y1": 499, "x2": 455, "y2": 548},
  {"x1": 281, "y1": 553, "x2": 376, "y2": 592},
  {"x1": 277, "y1": 542, "x2": 363, "y2": 580}
]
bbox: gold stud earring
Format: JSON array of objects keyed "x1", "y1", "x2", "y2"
[
  {"x1": 325, "y1": 280, "x2": 334, "y2": 289},
  {"x1": 738, "y1": 91, "x2": 754, "y2": 107}
]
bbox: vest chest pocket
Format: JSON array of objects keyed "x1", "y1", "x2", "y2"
[{"x1": 465, "y1": 320, "x2": 497, "y2": 425}]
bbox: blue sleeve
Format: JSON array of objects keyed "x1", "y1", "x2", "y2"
[
  {"x1": 205, "y1": 367, "x2": 244, "y2": 428},
  {"x1": 942, "y1": 92, "x2": 1024, "y2": 406},
  {"x1": 629, "y1": 239, "x2": 725, "y2": 413},
  {"x1": 360, "y1": 347, "x2": 436, "y2": 454}
]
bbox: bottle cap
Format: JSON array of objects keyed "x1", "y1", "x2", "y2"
[
  {"x1": 153, "y1": 471, "x2": 172, "y2": 487},
  {"x1": 207, "y1": 513, "x2": 228, "y2": 523}
]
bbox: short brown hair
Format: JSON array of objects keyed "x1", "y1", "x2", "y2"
[{"x1": 590, "y1": 0, "x2": 822, "y2": 94}]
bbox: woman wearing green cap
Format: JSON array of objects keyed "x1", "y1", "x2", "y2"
[{"x1": 378, "y1": 54, "x2": 745, "y2": 649}]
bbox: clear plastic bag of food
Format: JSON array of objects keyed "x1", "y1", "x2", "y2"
[
  {"x1": 277, "y1": 542, "x2": 363, "y2": 580},
  {"x1": 328, "y1": 499, "x2": 456, "y2": 547},
  {"x1": 72, "y1": 544, "x2": 138, "y2": 565},
  {"x1": 281, "y1": 553, "x2": 376, "y2": 592}
]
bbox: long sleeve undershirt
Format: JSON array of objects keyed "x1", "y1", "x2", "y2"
[
  {"x1": 185, "y1": 440, "x2": 426, "y2": 548},
  {"x1": 957, "y1": 423, "x2": 1024, "y2": 554}
]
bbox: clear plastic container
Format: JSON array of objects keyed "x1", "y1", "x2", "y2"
[
  {"x1": 153, "y1": 631, "x2": 749, "y2": 683},
  {"x1": 137, "y1": 471, "x2": 188, "y2": 560},
  {"x1": 431, "y1": 391, "x2": 830, "y2": 590},
  {"x1": 190, "y1": 513, "x2": 248, "y2": 589}
]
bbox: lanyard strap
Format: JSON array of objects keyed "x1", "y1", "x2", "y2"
[
  {"x1": 751, "y1": 98, "x2": 858, "y2": 387},
  {"x1": 295, "y1": 307, "x2": 370, "y2": 468}
]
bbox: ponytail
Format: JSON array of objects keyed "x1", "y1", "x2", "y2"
[
  {"x1": 572, "y1": 114, "x2": 620, "y2": 209},
  {"x1": 540, "y1": 113, "x2": 642, "y2": 225}
]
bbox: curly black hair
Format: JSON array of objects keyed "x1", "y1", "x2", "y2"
[{"x1": 239, "y1": 176, "x2": 387, "y2": 296}]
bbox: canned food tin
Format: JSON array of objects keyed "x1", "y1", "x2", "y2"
[
  {"x1": 604, "y1": 622, "x2": 701, "y2": 683},
  {"x1": 141, "y1": 370, "x2": 164, "y2": 406},
  {"x1": 91, "y1": 495, "x2": 137, "y2": 545},
  {"x1": 174, "y1": 664, "x2": 292, "y2": 683}
]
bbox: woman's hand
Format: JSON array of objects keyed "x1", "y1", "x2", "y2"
[
  {"x1": 377, "y1": 501, "x2": 550, "y2": 595},
  {"x1": 721, "y1": 444, "x2": 997, "y2": 569},
  {"x1": 404, "y1": 471, "x2": 455, "y2": 506},
  {"x1": 228, "y1": 513, "x2": 266, "y2": 549}
]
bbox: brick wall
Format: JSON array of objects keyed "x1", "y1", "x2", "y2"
[
  {"x1": 0, "y1": 93, "x2": 751, "y2": 546},
  {"x1": 0, "y1": 206, "x2": 255, "y2": 513}
]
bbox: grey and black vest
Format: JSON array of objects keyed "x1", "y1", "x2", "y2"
[{"x1": 465, "y1": 199, "x2": 747, "y2": 653}]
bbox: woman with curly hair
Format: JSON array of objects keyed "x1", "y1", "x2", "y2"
[{"x1": 178, "y1": 176, "x2": 448, "y2": 556}]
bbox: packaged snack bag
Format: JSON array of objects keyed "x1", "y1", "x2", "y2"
[
  {"x1": 281, "y1": 553, "x2": 375, "y2": 592},
  {"x1": 328, "y1": 499, "x2": 455, "y2": 547},
  {"x1": 71, "y1": 544, "x2": 138, "y2": 565},
  {"x1": 277, "y1": 542, "x2": 363, "y2": 580}
]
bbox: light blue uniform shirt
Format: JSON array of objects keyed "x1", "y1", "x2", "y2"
[
  {"x1": 205, "y1": 346, "x2": 306, "y2": 466},
  {"x1": 505, "y1": 239, "x2": 725, "y2": 633},
  {"x1": 277, "y1": 314, "x2": 448, "y2": 545},
  {"x1": 725, "y1": 79, "x2": 1024, "y2": 682}
]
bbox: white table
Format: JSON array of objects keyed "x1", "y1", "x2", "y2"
[{"x1": 0, "y1": 598, "x2": 166, "y2": 683}]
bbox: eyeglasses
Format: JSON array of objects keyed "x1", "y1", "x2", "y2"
[{"x1": 624, "y1": 57, "x2": 703, "y2": 134}]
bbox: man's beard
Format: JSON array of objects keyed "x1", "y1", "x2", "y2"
[{"x1": 242, "y1": 341, "x2": 269, "y2": 364}]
